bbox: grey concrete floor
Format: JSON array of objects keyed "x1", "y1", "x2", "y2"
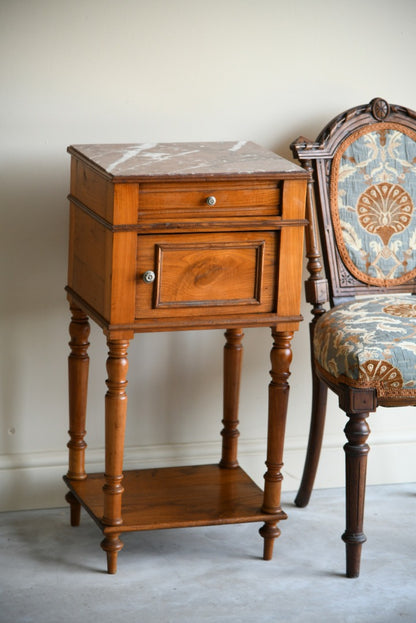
[{"x1": 1, "y1": 483, "x2": 415, "y2": 623}]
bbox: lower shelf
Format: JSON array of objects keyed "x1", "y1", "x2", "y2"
[{"x1": 64, "y1": 464, "x2": 286, "y2": 535}]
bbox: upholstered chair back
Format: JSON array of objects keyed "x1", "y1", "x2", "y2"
[{"x1": 332, "y1": 125, "x2": 416, "y2": 288}]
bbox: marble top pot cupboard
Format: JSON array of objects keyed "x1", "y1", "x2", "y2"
[{"x1": 64, "y1": 141, "x2": 308, "y2": 573}]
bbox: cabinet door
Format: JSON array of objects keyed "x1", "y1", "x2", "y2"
[{"x1": 135, "y1": 231, "x2": 278, "y2": 318}]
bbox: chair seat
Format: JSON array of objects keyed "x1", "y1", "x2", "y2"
[{"x1": 314, "y1": 295, "x2": 416, "y2": 397}]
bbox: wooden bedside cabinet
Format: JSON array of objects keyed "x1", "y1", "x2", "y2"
[{"x1": 64, "y1": 141, "x2": 308, "y2": 573}]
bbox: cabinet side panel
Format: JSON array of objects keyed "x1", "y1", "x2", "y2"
[{"x1": 67, "y1": 204, "x2": 112, "y2": 319}]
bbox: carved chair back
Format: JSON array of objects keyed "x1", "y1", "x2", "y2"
[{"x1": 293, "y1": 98, "x2": 416, "y2": 307}]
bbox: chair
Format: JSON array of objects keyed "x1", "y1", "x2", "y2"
[{"x1": 290, "y1": 97, "x2": 416, "y2": 577}]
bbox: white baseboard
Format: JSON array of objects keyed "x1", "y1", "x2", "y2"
[{"x1": 1, "y1": 433, "x2": 415, "y2": 512}]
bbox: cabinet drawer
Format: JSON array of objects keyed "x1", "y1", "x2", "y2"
[
  {"x1": 138, "y1": 181, "x2": 280, "y2": 222},
  {"x1": 136, "y1": 231, "x2": 278, "y2": 318}
]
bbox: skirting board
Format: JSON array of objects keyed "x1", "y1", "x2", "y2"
[{"x1": 1, "y1": 433, "x2": 416, "y2": 512}]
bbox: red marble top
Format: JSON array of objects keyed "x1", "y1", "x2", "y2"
[{"x1": 68, "y1": 141, "x2": 306, "y2": 180}]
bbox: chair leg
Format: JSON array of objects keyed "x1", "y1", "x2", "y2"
[
  {"x1": 294, "y1": 369, "x2": 327, "y2": 507},
  {"x1": 342, "y1": 411, "x2": 370, "y2": 578}
]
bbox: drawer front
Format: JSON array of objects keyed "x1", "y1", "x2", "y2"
[
  {"x1": 138, "y1": 181, "x2": 280, "y2": 222},
  {"x1": 136, "y1": 231, "x2": 278, "y2": 318}
]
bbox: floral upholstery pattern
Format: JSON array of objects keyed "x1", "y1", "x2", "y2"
[
  {"x1": 314, "y1": 295, "x2": 416, "y2": 397},
  {"x1": 331, "y1": 123, "x2": 416, "y2": 287}
]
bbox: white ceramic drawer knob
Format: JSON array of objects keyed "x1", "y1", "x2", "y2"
[{"x1": 206, "y1": 196, "x2": 217, "y2": 206}]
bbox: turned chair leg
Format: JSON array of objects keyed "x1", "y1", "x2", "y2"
[
  {"x1": 295, "y1": 368, "x2": 327, "y2": 507},
  {"x1": 342, "y1": 411, "x2": 370, "y2": 578}
]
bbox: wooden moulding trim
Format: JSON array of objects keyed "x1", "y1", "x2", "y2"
[
  {"x1": 66, "y1": 287, "x2": 302, "y2": 334},
  {"x1": 107, "y1": 173, "x2": 310, "y2": 183},
  {"x1": 131, "y1": 219, "x2": 308, "y2": 233},
  {"x1": 109, "y1": 317, "x2": 303, "y2": 333},
  {"x1": 68, "y1": 195, "x2": 307, "y2": 233}
]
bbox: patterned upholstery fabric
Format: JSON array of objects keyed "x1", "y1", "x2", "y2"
[
  {"x1": 331, "y1": 124, "x2": 416, "y2": 287},
  {"x1": 314, "y1": 295, "x2": 416, "y2": 397}
]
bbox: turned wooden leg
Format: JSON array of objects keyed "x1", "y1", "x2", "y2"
[
  {"x1": 101, "y1": 338, "x2": 129, "y2": 574},
  {"x1": 66, "y1": 304, "x2": 90, "y2": 524},
  {"x1": 260, "y1": 329, "x2": 293, "y2": 560},
  {"x1": 294, "y1": 361, "x2": 328, "y2": 507},
  {"x1": 219, "y1": 328, "x2": 243, "y2": 469},
  {"x1": 342, "y1": 412, "x2": 370, "y2": 578}
]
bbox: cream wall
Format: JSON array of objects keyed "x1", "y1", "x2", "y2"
[{"x1": 1, "y1": 0, "x2": 416, "y2": 511}]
